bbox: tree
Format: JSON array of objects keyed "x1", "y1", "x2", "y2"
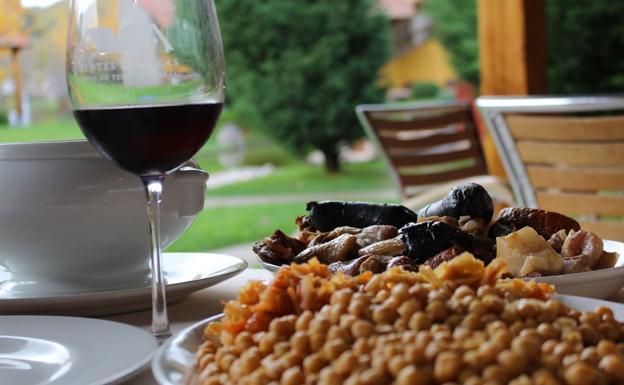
[
  {"x1": 214, "y1": 0, "x2": 390, "y2": 172},
  {"x1": 424, "y1": 1, "x2": 624, "y2": 94}
]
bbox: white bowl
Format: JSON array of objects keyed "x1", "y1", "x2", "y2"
[
  {"x1": 0, "y1": 140, "x2": 208, "y2": 293},
  {"x1": 531, "y1": 240, "x2": 624, "y2": 299}
]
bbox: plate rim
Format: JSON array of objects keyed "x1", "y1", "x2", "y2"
[
  {"x1": 0, "y1": 315, "x2": 157, "y2": 385},
  {"x1": 0, "y1": 252, "x2": 247, "y2": 302}
]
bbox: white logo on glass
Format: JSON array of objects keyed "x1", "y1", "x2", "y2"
[{"x1": 79, "y1": 0, "x2": 173, "y2": 87}]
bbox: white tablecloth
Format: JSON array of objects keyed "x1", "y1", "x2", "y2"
[{"x1": 107, "y1": 268, "x2": 273, "y2": 385}]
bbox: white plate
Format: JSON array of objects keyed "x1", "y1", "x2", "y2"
[
  {"x1": 0, "y1": 315, "x2": 157, "y2": 385},
  {"x1": 151, "y1": 295, "x2": 624, "y2": 385},
  {"x1": 0, "y1": 253, "x2": 247, "y2": 316},
  {"x1": 257, "y1": 240, "x2": 624, "y2": 299}
]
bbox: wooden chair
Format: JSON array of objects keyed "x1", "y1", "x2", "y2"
[
  {"x1": 477, "y1": 96, "x2": 624, "y2": 241},
  {"x1": 356, "y1": 100, "x2": 514, "y2": 211}
]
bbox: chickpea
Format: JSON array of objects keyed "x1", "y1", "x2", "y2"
[
  {"x1": 599, "y1": 323, "x2": 619, "y2": 341},
  {"x1": 274, "y1": 341, "x2": 290, "y2": 357},
  {"x1": 289, "y1": 331, "x2": 310, "y2": 355},
  {"x1": 482, "y1": 364, "x2": 508, "y2": 383},
  {"x1": 426, "y1": 299, "x2": 448, "y2": 322},
  {"x1": 511, "y1": 335, "x2": 540, "y2": 357},
  {"x1": 563, "y1": 361, "x2": 604, "y2": 385},
  {"x1": 372, "y1": 303, "x2": 397, "y2": 324},
  {"x1": 259, "y1": 332, "x2": 281, "y2": 355},
  {"x1": 388, "y1": 355, "x2": 408, "y2": 377},
  {"x1": 333, "y1": 351, "x2": 357, "y2": 376},
  {"x1": 454, "y1": 285, "x2": 475, "y2": 299},
  {"x1": 359, "y1": 367, "x2": 388, "y2": 385},
  {"x1": 270, "y1": 315, "x2": 296, "y2": 336},
  {"x1": 350, "y1": 319, "x2": 374, "y2": 338},
  {"x1": 396, "y1": 365, "x2": 424, "y2": 385},
  {"x1": 303, "y1": 352, "x2": 327, "y2": 375},
  {"x1": 531, "y1": 368, "x2": 559, "y2": 385},
  {"x1": 404, "y1": 344, "x2": 426, "y2": 365},
  {"x1": 398, "y1": 299, "x2": 422, "y2": 320},
  {"x1": 597, "y1": 340, "x2": 617, "y2": 358},
  {"x1": 537, "y1": 323, "x2": 560, "y2": 340},
  {"x1": 331, "y1": 288, "x2": 353, "y2": 307},
  {"x1": 281, "y1": 367, "x2": 304, "y2": 385},
  {"x1": 599, "y1": 353, "x2": 624, "y2": 381},
  {"x1": 296, "y1": 311, "x2": 314, "y2": 331},
  {"x1": 374, "y1": 289, "x2": 390, "y2": 303},
  {"x1": 391, "y1": 283, "x2": 410, "y2": 301},
  {"x1": 497, "y1": 349, "x2": 527, "y2": 374},
  {"x1": 477, "y1": 285, "x2": 497, "y2": 298},
  {"x1": 409, "y1": 312, "x2": 432, "y2": 331},
  {"x1": 433, "y1": 351, "x2": 461, "y2": 382},
  {"x1": 328, "y1": 325, "x2": 350, "y2": 341}
]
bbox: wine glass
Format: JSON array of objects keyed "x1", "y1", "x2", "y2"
[{"x1": 66, "y1": 0, "x2": 225, "y2": 339}]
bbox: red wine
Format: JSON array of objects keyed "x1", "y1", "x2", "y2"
[{"x1": 74, "y1": 103, "x2": 223, "y2": 175}]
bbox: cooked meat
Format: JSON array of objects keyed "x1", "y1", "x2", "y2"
[
  {"x1": 423, "y1": 245, "x2": 465, "y2": 269},
  {"x1": 306, "y1": 201, "x2": 418, "y2": 232},
  {"x1": 386, "y1": 256, "x2": 418, "y2": 271},
  {"x1": 357, "y1": 236, "x2": 405, "y2": 257},
  {"x1": 308, "y1": 226, "x2": 361, "y2": 246},
  {"x1": 561, "y1": 255, "x2": 592, "y2": 274},
  {"x1": 489, "y1": 207, "x2": 580, "y2": 240},
  {"x1": 295, "y1": 215, "x2": 316, "y2": 232},
  {"x1": 459, "y1": 216, "x2": 486, "y2": 236},
  {"x1": 359, "y1": 255, "x2": 392, "y2": 274},
  {"x1": 252, "y1": 229, "x2": 307, "y2": 265},
  {"x1": 561, "y1": 230, "x2": 604, "y2": 268},
  {"x1": 594, "y1": 251, "x2": 619, "y2": 270},
  {"x1": 547, "y1": 229, "x2": 568, "y2": 253},
  {"x1": 355, "y1": 225, "x2": 398, "y2": 248},
  {"x1": 293, "y1": 233, "x2": 358, "y2": 264},
  {"x1": 417, "y1": 215, "x2": 459, "y2": 227},
  {"x1": 328, "y1": 255, "x2": 369, "y2": 275},
  {"x1": 418, "y1": 183, "x2": 494, "y2": 223},
  {"x1": 400, "y1": 221, "x2": 495, "y2": 264}
]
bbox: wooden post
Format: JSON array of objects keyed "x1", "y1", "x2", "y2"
[
  {"x1": 10, "y1": 46, "x2": 23, "y2": 123},
  {"x1": 477, "y1": 0, "x2": 547, "y2": 176}
]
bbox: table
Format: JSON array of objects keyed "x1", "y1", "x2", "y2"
[{"x1": 108, "y1": 268, "x2": 273, "y2": 385}]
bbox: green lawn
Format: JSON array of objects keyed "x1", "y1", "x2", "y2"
[
  {"x1": 166, "y1": 202, "x2": 306, "y2": 252},
  {"x1": 206, "y1": 161, "x2": 393, "y2": 196}
]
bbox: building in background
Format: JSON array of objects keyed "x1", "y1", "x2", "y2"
[{"x1": 377, "y1": 0, "x2": 460, "y2": 100}]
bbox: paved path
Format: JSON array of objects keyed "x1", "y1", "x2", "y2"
[{"x1": 204, "y1": 190, "x2": 399, "y2": 208}]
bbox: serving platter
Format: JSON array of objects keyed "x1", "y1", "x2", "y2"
[
  {"x1": 152, "y1": 295, "x2": 624, "y2": 385},
  {"x1": 257, "y1": 240, "x2": 624, "y2": 299}
]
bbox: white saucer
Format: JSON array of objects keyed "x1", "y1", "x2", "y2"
[
  {"x1": 0, "y1": 315, "x2": 157, "y2": 385},
  {"x1": 0, "y1": 253, "x2": 247, "y2": 316}
]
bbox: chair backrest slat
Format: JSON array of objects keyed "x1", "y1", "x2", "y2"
[
  {"x1": 357, "y1": 101, "x2": 487, "y2": 199},
  {"x1": 536, "y1": 192, "x2": 624, "y2": 217},
  {"x1": 517, "y1": 141, "x2": 624, "y2": 166},
  {"x1": 401, "y1": 164, "x2": 485, "y2": 187},
  {"x1": 370, "y1": 109, "x2": 470, "y2": 131},
  {"x1": 478, "y1": 96, "x2": 624, "y2": 241},
  {"x1": 391, "y1": 147, "x2": 482, "y2": 167},
  {"x1": 527, "y1": 165, "x2": 624, "y2": 191},
  {"x1": 507, "y1": 114, "x2": 624, "y2": 140}
]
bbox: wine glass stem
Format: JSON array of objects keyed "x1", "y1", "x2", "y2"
[{"x1": 142, "y1": 175, "x2": 171, "y2": 340}]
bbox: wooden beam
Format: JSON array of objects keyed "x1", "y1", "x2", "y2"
[
  {"x1": 10, "y1": 47, "x2": 23, "y2": 123},
  {"x1": 477, "y1": 0, "x2": 547, "y2": 177}
]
